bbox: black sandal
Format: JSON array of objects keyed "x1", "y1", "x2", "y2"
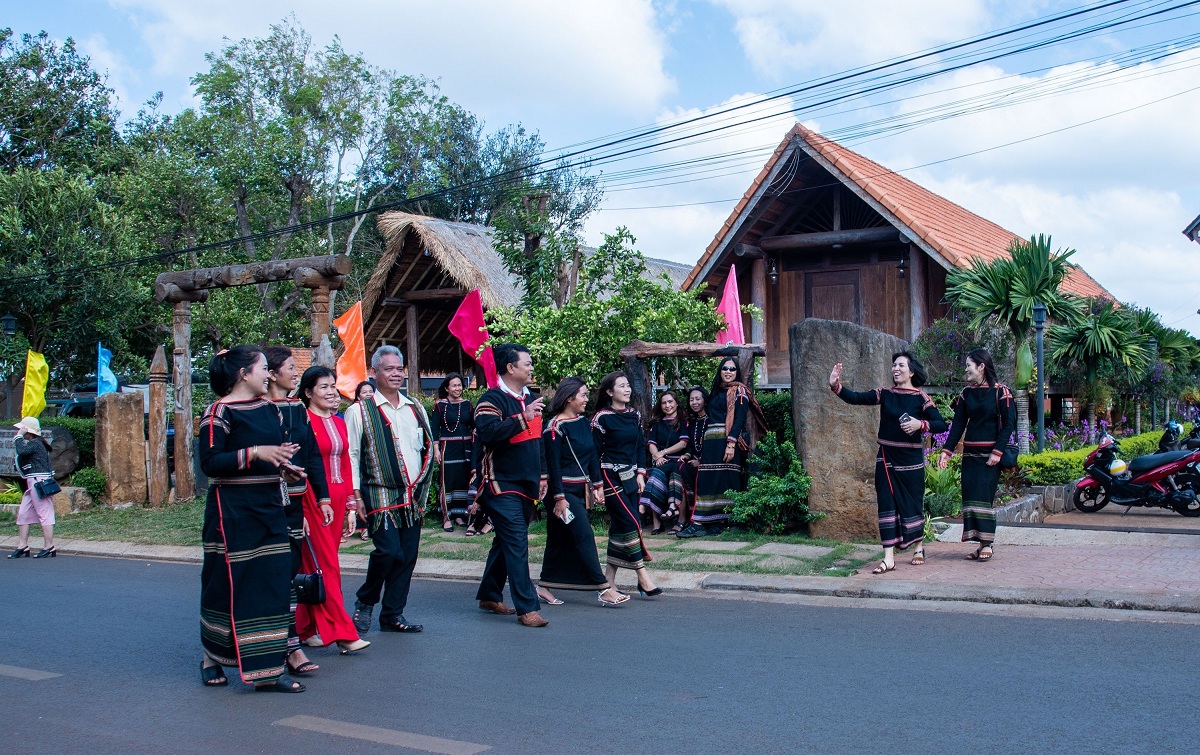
[
  {"x1": 977, "y1": 546, "x2": 993, "y2": 561},
  {"x1": 286, "y1": 653, "x2": 319, "y2": 675},
  {"x1": 254, "y1": 675, "x2": 305, "y2": 693},
  {"x1": 200, "y1": 661, "x2": 227, "y2": 687}
]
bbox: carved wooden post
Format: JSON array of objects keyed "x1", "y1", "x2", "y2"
[
  {"x1": 148, "y1": 346, "x2": 169, "y2": 506},
  {"x1": 310, "y1": 286, "x2": 331, "y2": 348},
  {"x1": 406, "y1": 305, "x2": 421, "y2": 396},
  {"x1": 172, "y1": 302, "x2": 195, "y2": 498},
  {"x1": 623, "y1": 353, "x2": 652, "y2": 420},
  {"x1": 750, "y1": 258, "x2": 766, "y2": 381}
]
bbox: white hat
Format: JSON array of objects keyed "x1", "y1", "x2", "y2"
[{"x1": 13, "y1": 416, "x2": 41, "y2": 436}]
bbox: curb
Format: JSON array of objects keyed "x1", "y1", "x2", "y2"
[{"x1": 3, "y1": 535, "x2": 1197, "y2": 614}]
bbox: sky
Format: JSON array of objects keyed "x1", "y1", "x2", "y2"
[{"x1": 11, "y1": 0, "x2": 1200, "y2": 333}]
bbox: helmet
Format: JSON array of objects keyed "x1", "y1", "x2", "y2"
[{"x1": 1109, "y1": 458, "x2": 1128, "y2": 475}]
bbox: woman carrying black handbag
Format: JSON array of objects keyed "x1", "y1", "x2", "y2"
[
  {"x1": 938, "y1": 349, "x2": 1016, "y2": 562},
  {"x1": 8, "y1": 416, "x2": 57, "y2": 559}
]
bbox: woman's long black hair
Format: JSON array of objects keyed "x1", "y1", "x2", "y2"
[
  {"x1": 298, "y1": 365, "x2": 337, "y2": 407},
  {"x1": 686, "y1": 385, "x2": 709, "y2": 419},
  {"x1": 548, "y1": 376, "x2": 587, "y2": 419},
  {"x1": 966, "y1": 348, "x2": 998, "y2": 387},
  {"x1": 652, "y1": 389, "x2": 682, "y2": 424},
  {"x1": 709, "y1": 357, "x2": 743, "y2": 396},
  {"x1": 437, "y1": 372, "x2": 466, "y2": 399},
  {"x1": 594, "y1": 370, "x2": 629, "y2": 412},
  {"x1": 208, "y1": 345, "x2": 263, "y2": 397}
]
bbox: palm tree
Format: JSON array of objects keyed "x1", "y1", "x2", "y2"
[
  {"x1": 1123, "y1": 307, "x2": 1200, "y2": 430},
  {"x1": 1048, "y1": 300, "x2": 1152, "y2": 443},
  {"x1": 945, "y1": 234, "x2": 1085, "y2": 452}
]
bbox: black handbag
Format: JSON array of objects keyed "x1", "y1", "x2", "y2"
[
  {"x1": 33, "y1": 477, "x2": 61, "y2": 498},
  {"x1": 995, "y1": 386, "x2": 1019, "y2": 469},
  {"x1": 292, "y1": 537, "x2": 326, "y2": 605}
]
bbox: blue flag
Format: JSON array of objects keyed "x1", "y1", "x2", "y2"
[{"x1": 97, "y1": 342, "x2": 117, "y2": 396}]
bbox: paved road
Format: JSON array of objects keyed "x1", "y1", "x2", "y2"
[{"x1": 2, "y1": 556, "x2": 1195, "y2": 753}]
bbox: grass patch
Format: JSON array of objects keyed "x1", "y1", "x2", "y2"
[{"x1": 4, "y1": 500, "x2": 206, "y2": 546}]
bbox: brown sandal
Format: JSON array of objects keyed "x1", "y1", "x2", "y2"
[
  {"x1": 977, "y1": 546, "x2": 993, "y2": 561},
  {"x1": 910, "y1": 548, "x2": 925, "y2": 565},
  {"x1": 871, "y1": 559, "x2": 896, "y2": 574}
]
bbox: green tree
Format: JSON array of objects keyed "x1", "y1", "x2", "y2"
[
  {"x1": 945, "y1": 234, "x2": 1086, "y2": 451},
  {"x1": 487, "y1": 228, "x2": 723, "y2": 387},
  {"x1": 1048, "y1": 299, "x2": 1152, "y2": 442}
]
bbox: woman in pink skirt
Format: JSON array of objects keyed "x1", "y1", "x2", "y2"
[{"x1": 8, "y1": 416, "x2": 57, "y2": 559}]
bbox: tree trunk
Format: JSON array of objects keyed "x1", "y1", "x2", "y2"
[
  {"x1": 1135, "y1": 401, "x2": 1142, "y2": 435},
  {"x1": 1086, "y1": 402, "x2": 1098, "y2": 445},
  {"x1": 1015, "y1": 389, "x2": 1030, "y2": 455}
]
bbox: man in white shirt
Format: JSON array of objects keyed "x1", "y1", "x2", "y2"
[{"x1": 346, "y1": 345, "x2": 432, "y2": 634}]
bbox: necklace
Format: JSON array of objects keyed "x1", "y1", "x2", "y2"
[
  {"x1": 442, "y1": 400, "x2": 463, "y2": 434},
  {"x1": 692, "y1": 414, "x2": 705, "y2": 452}
]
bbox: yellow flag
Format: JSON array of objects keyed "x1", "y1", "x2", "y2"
[{"x1": 21, "y1": 350, "x2": 48, "y2": 418}]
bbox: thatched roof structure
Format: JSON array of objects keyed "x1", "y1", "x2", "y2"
[{"x1": 365, "y1": 211, "x2": 694, "y2": 381}]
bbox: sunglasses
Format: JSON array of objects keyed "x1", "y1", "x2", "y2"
[{"x1": 720, "y1": 366, "x2": 737, "y2": 371}]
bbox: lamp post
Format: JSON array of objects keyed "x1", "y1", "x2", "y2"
[
  {"x1": 1, "y1": 313, "x2": 16, "y2": 419},
  {"x1": 1033, "y1": 303, "x2": 1047, "y2": 453},
  {"x1": 1149, "y1": 337, "x2": 1159, "y2": 429}
]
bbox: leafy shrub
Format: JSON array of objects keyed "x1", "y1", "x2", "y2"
[
  {"x1": 727, "y1": 434, "x2": 822, "y2": 535},
  {"x1": 0, "y1": 490, "x2": 20, "y2": 505},
  {"x1": 1017, "y1": 428, "x2": 1165, "y2": 485},
  {"x1": 40, "y1": 416, "x2": 96, "y2": 467},
  {"x1": 70, "y1": 467, "x2": 107, "y2": 499},
  {"x1": 756, "y1": 390, "x2": 793, "y2": 442},
  {"x1": 923, "y1": 455, "x2": 962, "y2": 518}
]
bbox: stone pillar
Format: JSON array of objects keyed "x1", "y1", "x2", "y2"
[
  {"x1": 148, "y1": 346, "x2": 170, "y2": 506},
  {"x1": 96, "y1": 392, "x2": 149, "y2": 505},
  {"x1": 791, "y1": 318, "x2": 906, "y2": 540},
  {"x1": 172, "y1": 302, "x2": 195, "y2": 498}
]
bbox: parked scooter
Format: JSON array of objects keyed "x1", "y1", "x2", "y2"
[
  {"x1": 1075, "y1": 431, "x2": 1200, "y2": 516},
  {"x1": 1157, "y1": 420, "x2": 1184, "y2": 453}
]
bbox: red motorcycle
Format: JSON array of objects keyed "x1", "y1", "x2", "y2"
[{"x1": 1074, "y1": 432, "x2": 1200, "y2": 516}]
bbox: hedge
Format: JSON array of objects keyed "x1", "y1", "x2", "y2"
[
  {"x1": 757, "y1": 391, "x2": 794, "y2": 442},
  {"x1": 1018, "y1": 428, "x2": 1167, "y2": 486},
  {"x1": 39, "y1": 416, "x2": 96, "y2": 467}
]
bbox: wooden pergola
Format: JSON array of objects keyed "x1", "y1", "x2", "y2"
[{"x1": 153, "y1": 254, "x2": 350, "y2": 496}]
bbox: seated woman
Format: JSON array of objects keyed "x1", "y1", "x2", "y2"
[
  {"x1": 638, "y1": 390, "x2": 690, "y2": 534},
  {"x1": 675, "y1": 386, "x2": 708, "y2": 535}
]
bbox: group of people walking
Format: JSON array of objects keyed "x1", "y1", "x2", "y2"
[{"x1": 194, "y1": 338, "x2": 1012, "y2": 691}]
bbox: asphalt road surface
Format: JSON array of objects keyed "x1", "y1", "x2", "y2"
[{"x1": 1, "y1": 555, "x2": 1195, "y2": 754}]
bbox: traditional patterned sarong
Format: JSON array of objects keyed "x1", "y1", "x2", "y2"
[
  {"x1": 434, "y1": 399, "x2": 473, "y2": 521},
  {"x1": 693, "y1": 424, "x2": 746, "y2": 524},
  {"x1": 640, "y1": 461, "x2": 687, "y2": 520},
  {"x1": 876, "y1": 447, "x2": 926, "y2": 550},
  {"x1": 602, "y1": 463, "x2": 651, "y2": 570},
  {"x1": 961, "y1": 448, "x2": 1001, "y2": 544}
]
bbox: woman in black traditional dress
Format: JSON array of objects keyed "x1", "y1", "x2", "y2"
[
  {"x1": 592, "y1": 371, "x2": 661, "y2": 597},
  {"x1": 432, "y1": 373, "x2": 474, "y2": 532},
  {"x1": 537, "y1": 377, "x2": 628, "y2": 607},
  {"x1": 829, "y1": 352, "x2": 947, "y2": 574},
  {"x1": 678, "y1": 359, "x2": 753, "y2": 538},
  {"x1": 263, "y1": 346, "x2": 332, "y2": 676},
  {"x1": 638, "y1": 390, "x2": 689, "y2": 534},
  {"x1": 674, "y1": 386, "x2": 709, "y2": 535},
  {"x1": 199, "y1": 345, "x2": 306, "y2": 692},
  {"x1": 938, "y1": 349, "x2": 1014, "y2": 562}
]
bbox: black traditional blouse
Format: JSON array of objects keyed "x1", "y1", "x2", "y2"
[
  {"x1": 591, "y1": 407, "x2": 648, "y2": 476},
  {"x1": 941, "y1": 384, "x2": 1015, "y2": 460},
  {"x1": 648, "y1": 418, "x2": 687, "y2": 460},
  {"x1": 543, "y1": 414, "x2": 603, "y2": 505},
  {"x1": 833, "y1": 385, "x2": 948, "y2": 450}
]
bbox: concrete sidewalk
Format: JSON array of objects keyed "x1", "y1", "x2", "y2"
[{"x1": 5, "y1": 526, "x2": 1199, "y2": 614}]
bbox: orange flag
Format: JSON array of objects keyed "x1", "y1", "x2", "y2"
[{"x1": 334, "y1": 301, "x2": 367, "y2": 399}]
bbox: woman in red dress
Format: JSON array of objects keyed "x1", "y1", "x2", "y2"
[{"x1": 296, "y1": 366, "x2": 370, "y2": 655}]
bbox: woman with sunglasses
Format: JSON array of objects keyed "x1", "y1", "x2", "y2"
[{"x1": 678, "y1": 358, "x2": 754, "y2": 538}]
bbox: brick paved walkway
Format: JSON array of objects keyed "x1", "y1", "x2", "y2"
[{"x1": 854, "y1": 538, "x2": 1200, "y2": 592}]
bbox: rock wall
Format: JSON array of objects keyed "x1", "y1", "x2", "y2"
[
  {"x1": 95, "y1": 392, "x2": 148, "y2": 504},
  {"x1": 790, "y1": 318, "x2": 907, "y2": 540}
]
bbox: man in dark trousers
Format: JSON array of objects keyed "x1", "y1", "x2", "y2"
[
  {"x1": 347, "y1": 345, "x2": 433, "y2": 634},
  {"x1": 473, "y1": 343, "x2": 549, "y2": 627}
]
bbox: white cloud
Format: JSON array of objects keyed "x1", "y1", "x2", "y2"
[
  {"x1": 712, "y1": 0, "x2": 992, "y2": 77},
  {"x1": 77, "y1": 33, "x2": 138, "y2": 112},
  {"x1": 105, "y1": 0, "x2": 675, "y2": 120}
]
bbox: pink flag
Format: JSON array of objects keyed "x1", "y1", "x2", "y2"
[
  {"x1": 448, "y1": 289, "x2": 499, "y2": 388},
  {"x1": 715, "y1": 264, "x2": 745, "y2": 345}
]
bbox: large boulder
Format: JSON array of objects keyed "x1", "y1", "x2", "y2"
[
  {"x1": 790, "y1": 318, "x2": 907, "y2": 541},
  {"x1": 51, "y1": 486, "x2": 95, "y2": 516},
  {"x1": 95, "y1": 392, "x2": 148, "y2": 504}
]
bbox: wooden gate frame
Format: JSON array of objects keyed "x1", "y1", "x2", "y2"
[
  {"x1": 619, "y1": 339, "x2": 766, "y2": 442},
  {"x1": 153, "y1": 254, "x2": 351, "y2": 497}
]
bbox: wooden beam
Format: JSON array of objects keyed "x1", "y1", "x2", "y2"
[
  {"x1": 735, "y1": 243, "x2": 764, "y2": 259},
  {"x1": 618, "y1": 340, "x2": 766, "y2": 359},
  {"x1": 760, "y1": 227, "x2": 898, "y2": 251},
  {"x1": 907, "y1": 245, "x2": 927, "y2": 341},
  {"x1": 380, "y1": 297, "x2": 463, "y2": 311},
  {"x1": 157, "y1": 284, "x2": 209, "y2": 304},
  {"x1": 154, "y1": 254, "x2": 350, "y2": 301},
  {"x1": 292, "y1": 268, "x2": 345, "y2": 290},
  {"x1": 406, "y1": 305, "x2": 421, "y2": 396},
  {"x1": 403, "y1": 287, "x2": 467, "y2": 302}
]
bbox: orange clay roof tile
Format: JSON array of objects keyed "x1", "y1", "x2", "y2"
[{"x1": 683, "y1": 124, "x2": 1112, "y2": 301}]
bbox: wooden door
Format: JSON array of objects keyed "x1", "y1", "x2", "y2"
[{"x1": 805, "y1": 270, "x2": 860, "y2": 324}]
